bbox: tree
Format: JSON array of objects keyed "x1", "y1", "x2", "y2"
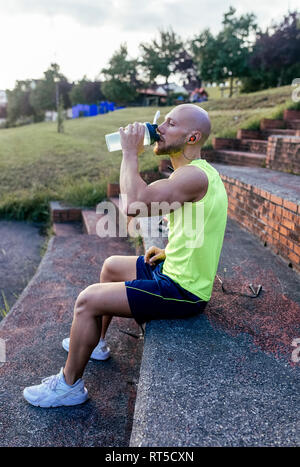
[
  {"x1": 30, "y1": 63, "x2": 71, "y2": 113},
  {"x1": 6, "y1": 80, "x2": 36, "y2": 124},
  {"x1": 243, "y1": 10, "x2": 300, "y2": 91},
  {"x1": 174, "y1": 49, "x2": 201, "y2": 88},
  {"x1": 101, "y1": 44, "x2": 140, "y2": 105},
  {"x1": 69, "y1": 76, "x2": 104, "y2": 105},
  {"x1": 0, "y1": 105, "x2": 6, "y2": 119},
  {"x1": 190, "y1": 29, "x2": 220, "y2": 83},
  {"x1": 191, "y1": 7, "x2": 257, "y2": 96},
  {"x1": 139, "y1": 28, "x2": 185, "y2": 85}
]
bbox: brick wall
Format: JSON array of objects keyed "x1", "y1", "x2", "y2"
[
  {"x1": 237, "y1": 129, "x2": 264, "y2": 140},
  {"x1": 50, "y1": 201, "x2": 82, "y2": 223},
  {"x1": 221, "y1": 175, "x2": 300, "y2": 272},
  {"x1": 284, "y1": 110, "x2": 300, "y2": 121},
  {"x1": 212, "y1": 137, "x2": 240, "y2": 150},
  {"x1": 260, "y1": 118, "x2": 285, "y2": 130},
  {"x1": 266, "y1": 135, "x2": 300, "y2": 174},
  {"x1": 213, "y1": 137, "x2": 268, "y2": 154}
]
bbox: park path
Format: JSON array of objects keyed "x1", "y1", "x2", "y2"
[
  {"x1": 0, "y1": 233, "x2": 143, "y2": 447},
  {"x1": 0, "y1": 220, "x2": 45, "y2": 319}
]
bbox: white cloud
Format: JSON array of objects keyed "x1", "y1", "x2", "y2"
[
  {"x1": 0, "y1": 0, "x2": 298, "y2": 90},
  {"x1": 0, "y1": 0, "x2": 111, "y2": 26}
]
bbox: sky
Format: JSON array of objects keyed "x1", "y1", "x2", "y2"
[{"x1": 0, "y1": 0, "x2": 298, "y2": 91}]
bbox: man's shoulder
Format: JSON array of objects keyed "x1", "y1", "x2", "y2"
[
  {"x1": 168, "y1": 164, "x2": 208, "y2": 203},
  {"x1": 170, "y1": 163, "x2": 208, "y2": 184}
]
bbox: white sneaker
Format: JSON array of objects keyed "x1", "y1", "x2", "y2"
[
  {"x1": 23, "y1": 368, "x2": 89, "y2": 408},
  {"x1": 62, "y1": 337, "x2": 110, "y2": 361}
]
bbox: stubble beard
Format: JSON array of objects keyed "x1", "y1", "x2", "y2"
[{"x1": 153, "y1": 137, "x2": 186, "y2": 157}]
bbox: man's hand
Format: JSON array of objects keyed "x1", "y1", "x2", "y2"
[
  {"x1": 144, "y1": 246, "x2": 166, "y2": 266},
  {"x1": 119, "y1": 122, "x2": 145, "y2": 156}
]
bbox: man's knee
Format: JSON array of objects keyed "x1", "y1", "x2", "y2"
[
  {"x1": 74, "y1": 285, "x2": 100, "y2": 317},
  {"x1": 100, "y1": 256, "x2": 120, "y2": 281}
]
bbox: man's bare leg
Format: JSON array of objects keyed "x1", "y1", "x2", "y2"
[
  {"x1": 63, "y1": 280, "x2": 135, "y2": 386},
  {"x1": 98, "y1": 255, "x2": 138, "y2": 341},
  {"x1": 100, "y1": 316, "x2": 112, "y2": 340}
]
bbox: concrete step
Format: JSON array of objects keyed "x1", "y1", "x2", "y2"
[
  {"x1": 50, "y1": 201, "x2": 82, "y2": 223},
  {"x1": 286, "y1": 119, "x2": 300, "y2": 130},
  {"x1": 53, "y1": 221, "x2": 83, "y2": 236},
  {"x1": 130, "y1": 217, "x2": 300, "y2": 447},
  {"x1": 212, "y1": 150, "x2": 265, "y2": 167},
  {"x1": 260, "y1": 118, "x2": 286, "y2": 130},
  {"x1": 109, "y1": 196, "x2": 168, "y2": 251},
  {"x1": 213, "y1": 137, "x2": 267, "y2": 155},
  {"x1": 283, "y1": 109, "x2": 300, "y2": 121},
  {"x1": 237, "y1": 128, "x2": 298, "y2": 141},
  {"x1": 239, "y1": 139, "x2": 268, "y2": 154},
  {"x1": 81, "y1": 209, "x2": 105, "y2": 235},
  {"x1": 0, "y1": 234, "x2": 143, "y2": 447},
  {"x1": 262, "y1": 128, "x2": 298, "y2": 138}
]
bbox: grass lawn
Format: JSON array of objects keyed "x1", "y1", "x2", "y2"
[{"x1": 0, "y1": 84, "x2": 295, "y2": 222}]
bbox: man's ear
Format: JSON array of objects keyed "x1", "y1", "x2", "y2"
[{"x1": 187, "y1": 131, "x2": 202, "y2": 144}]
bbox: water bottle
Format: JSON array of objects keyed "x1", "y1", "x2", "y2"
[{"x1": 105, "y1": 111, "x2": 161, "y2": 152}]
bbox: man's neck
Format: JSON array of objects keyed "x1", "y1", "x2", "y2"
[{"x1": 170, "y1": 151, "x2": 202, "y2": 170}]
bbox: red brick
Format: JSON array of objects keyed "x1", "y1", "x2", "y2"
[
  {"x1": 270, "y1": 194, "x2": 283, "y2": 206},
  {"x1": 283, "y1": 209, "x2": 296, "y2": 221},
  {"x1": 283, "y1": 199, "x2": 298, "y2": 213},
  {"x1": 279, "y1": 226, "x2": 288, "y2": 236},
  {"x1": 107, "y1": 182, "x2": 120, "y2": 198},
  {"x1": 281, "y1": 218, "x2": 295, "y2": 230},
  {"x1": 294, "y1": 244, "x2": 300, "y2": 256},
  {"x1": 260, "y1": 190, "x2": 270, "y2": 200},
  {"x1": 288, "y1": 251, "x2": 300, "y2": 265}
]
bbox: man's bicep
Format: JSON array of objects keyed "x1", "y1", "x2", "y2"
[{"x1": 142, "y1": 171, "x2": 200, "y2": 207}]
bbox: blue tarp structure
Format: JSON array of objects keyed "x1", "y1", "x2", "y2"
[{"x1": 71, "y1": 101, "x2": 121, "y2": 119}]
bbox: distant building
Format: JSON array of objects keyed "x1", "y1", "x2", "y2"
[
  {"x1": 0, "y1": 90, "x2": 7, "y2": 106},
  {"x1": 137, "y1": 87, "x2": 167, "y2": 106},
  {"x1": 162, "y1": 83, "x2": 189, "y2": 97},
  {"x1": 0, "y1": 90, "x2": 7, "y2": 125}
]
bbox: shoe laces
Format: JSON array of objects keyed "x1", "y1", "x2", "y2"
[{"x1": 41, "y1": 373, "x2": 60, "y2": 391}]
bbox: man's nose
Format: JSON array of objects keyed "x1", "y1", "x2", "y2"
[{"x1": 157, "y1": 123, "x2": 165, "y2": 134}]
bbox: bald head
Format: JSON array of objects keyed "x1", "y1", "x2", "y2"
[{"x1": 168, "y1": 103, "x2": 211, "y2": 146}]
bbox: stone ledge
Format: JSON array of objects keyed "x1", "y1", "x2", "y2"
[
  {"x1": 50, "y1": 201, "x2": 83, "y2": 223},
  {"x1": 130, "y1": 164, "x2": 300, "y2": 445},
  {"x1": 130, "y1": 217, "x2": 300, "y2": 447}
]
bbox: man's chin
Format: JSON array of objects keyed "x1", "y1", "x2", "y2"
[
  {"x1": 153, "y1": 142, "x2": 173, "y2": 156},
  {"x1": 153, "y1": 143, "x2": 166, "y2": 156}
]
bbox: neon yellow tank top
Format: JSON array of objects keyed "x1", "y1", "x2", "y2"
[{"x1": 162, "y1": 159, "x2": 228, "y2": 301}]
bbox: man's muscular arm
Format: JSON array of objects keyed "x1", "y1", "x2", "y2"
[{"x1": 119, "y1": 122, "x2": 208, "y2": 217}]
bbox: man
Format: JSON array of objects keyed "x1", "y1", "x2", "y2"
[{"x1": 23, "y1": 104, "x2": 228, "y2": 407}]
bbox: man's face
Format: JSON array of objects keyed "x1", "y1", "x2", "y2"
[{"x1": 153, "y1": 110, "x2": 187, "y2": 156}]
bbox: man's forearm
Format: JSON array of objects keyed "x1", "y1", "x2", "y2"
[{"x1": 120, "y1": 151, "x2": 147, "y2": 209}]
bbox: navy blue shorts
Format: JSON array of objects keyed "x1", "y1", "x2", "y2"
[{"x1": 125, "y1": 255, "x2": 207, "y2": 325}]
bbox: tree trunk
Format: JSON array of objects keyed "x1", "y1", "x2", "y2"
[{"x1": 229, "y1": 76, "x2": 233, "y2": 98}]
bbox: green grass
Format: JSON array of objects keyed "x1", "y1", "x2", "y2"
[
  {"x1": 0, "y1": 84, "x2": 296, "y2": 221},
  {"x1": 0, "y1": 291, "x2": 10, "y2": 318}
]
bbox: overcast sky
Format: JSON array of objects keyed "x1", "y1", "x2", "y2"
[{"x1": 0, "y1": 0, "x2": 298, "y2": 90}]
